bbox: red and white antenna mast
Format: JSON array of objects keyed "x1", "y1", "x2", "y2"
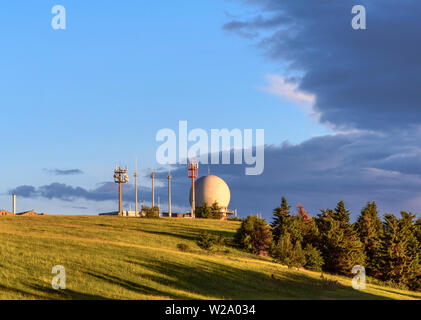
[{"x1": 188, "y1": 160, "x2": 199, "y2": 218}]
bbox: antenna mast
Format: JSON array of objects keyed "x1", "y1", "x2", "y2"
[
  {"x1": 151, "y1": 171, "x2": 156, "y2": 207},
  {"x1": 188, "y1": 160, "x2": 199, "y2": 218},
  {"x1": 114, "y1": 165, "x2": 129, "y2": 216},
  {"x1": 134, "y1": 159, "x2": 139, "y2": 216},
  {"x1": 168, "y1": 172, "x2": 172, "y2": 218}
]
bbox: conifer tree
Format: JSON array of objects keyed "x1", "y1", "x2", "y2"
[
  {"x1": 295, "y1": 203, "x2": 319, "y2": 246},
  {"x1": 235, "y1": 215, "x2": 272, "y2": 255},
  {"x1": 271, "y1": 196, "x2": 291, "y2": 243},
  {"x1": 334, "y1": 200, "x2": 350, "y2": 224},
  {"x1": 303, "y1": 244, "x2": 324, "y2": 272},
  {"x1": 355, "y1": 202, "x2": 383, "y2": 276},
  {"x1": 415, "y1": 217, "x2": 421, "y2": 244},
  {"x1": 195, "y1": 202, "x2": 212, "y2": 218},
  {"x1": 271, "y1": 232, "x2": 305, "y2": 268},
  {"x1": 315, "y1": 202, "x2": 365, "y2": 275},
  {"x1": 379, "y1": 212, "x2": 420, "y2": 289}
]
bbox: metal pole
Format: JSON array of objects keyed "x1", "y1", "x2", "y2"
[
  {"x1": 191, "y1": 176, "x2": 195, "y2": 218},
  {"x1": 13, "y1": 193, "x2": 16, "y2": 215},
  {"x1": 134, "y1": 159, "x2": 139, "y2": 216},
  {"x1": 114, "y1": 165, "x2": 129, "y2": 217},
  {"x1": 119, "y1": 182, "x2": 122, "y2": 216},
  {"x1": 168, "y1": 174, "x2": 172, "y2": 217},
  {"x1": 151, "y1": 172, "x2": 155, "y2": 207},
  {"x1": 135, "y1": 173, "x2": 138, "y2": 215}
]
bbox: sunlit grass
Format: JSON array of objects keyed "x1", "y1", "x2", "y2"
[{"x1": 0, "y1": 215, "x2": 419, "y2": 300}]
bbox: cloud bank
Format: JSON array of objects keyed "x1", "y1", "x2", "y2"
[{"x1": 224, "y1": 0, "x2": 421, "y2": 131}]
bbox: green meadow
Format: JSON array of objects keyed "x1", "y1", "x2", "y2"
[{"x1": 0, "y1": 215, "x2": 419, "y2": 300}]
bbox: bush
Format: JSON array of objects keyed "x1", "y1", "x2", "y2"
[
  {"x1": 303, "y1": 244, "x2": 324, "y2": 271},
  {"x1": 143, "y1": 206, "x2": 160, "y2": 218},
  {"x1": 176, "y1": 243, "x2": 189, "y2": 252},
  {"x1": 197, "y1": 232, "x2": 217, "y2": 251},
  {"x1": 196, "y1": 202, "x2": 223, "y2": 219},
  {"x1": 228, "y1": 217, "x2": 244, "y2": 222},
  {"x1": 235, "y1": 215, "x2": 272, "y2": 255}
]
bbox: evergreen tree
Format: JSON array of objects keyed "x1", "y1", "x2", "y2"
[
  {"x1": 271, "y1": 196, "x2": 291, "y2": 243},
  {"x1": 210, "y1": 202, "x2": 223, "y2": 219},
  {"x1": 195, "y1": 202, "x2": 212, "y2": 218},
  {"x1": 235, "y1": 215, "x2": 272, "y2": 255},
  {"x1": 196, "y1": 232, "x2": 217, "y2": 251},
  {"x1": 303, "y1": 244, "x2": 324, "y2": 272},
  {"x1": 415, "y1": 217, "x2": 421, "y2": 244},
  {"x1": 196, "y1": 202, "x2": 223, "y2": 219},
  {"x1": 315, "y1": 202, "x2": 365, "y2": 275},
  {"x1": 285, "y1": 215, "x2": 304, "y2": 245},
  {"x1": 334, "y1": 200, "x2": 350, "y2": 225},
  {"x1": 379, "y1": 212, "x2": 420, "y2": 289},
  {"x1": 271, "y1": 232, "x2": 305, "y2": 268},
  {"x1": 295, "y1": 203, "x2": 319, "y2": 246},
  {"x1": 354, "y1": 202, "x2": 383, "y2": 277}
]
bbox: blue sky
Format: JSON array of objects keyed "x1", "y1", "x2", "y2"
[
  {"x1": 2, "y1": 1, "x2": 420, "y2": 220},
  {"x1": 0, "y1": 1, "x2": 329, "y2": 214}
]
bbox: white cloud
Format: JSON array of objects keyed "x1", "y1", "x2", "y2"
[{"x1": 259, "y1": 74, "x2": 317, "y2": 114}]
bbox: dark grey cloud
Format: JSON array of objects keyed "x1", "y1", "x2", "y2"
[
  {"x1": 9, "y1": 180, "x2": 159, "y2": 209},
  {"x1": 10, "y1": 185, "x2": 37, "y2": 198},
  {"x1": 71, "y1": 206, "x2": 89, "y2": 210},
  {"x1": 10, "y1": 183, "x2": 110, "y2": 202},
  {"x1": 165, "y1": 132, "x2": 421, "y2": 219},
  {"x1": 224, "y1": 0, "x2": 421, "y2": 131},
  {"x1": 43, "y1": 168, "x2": 84, "y2": 176},
  {"x1": 10, "y1": 182, "x2": 137, "y2": 203}
]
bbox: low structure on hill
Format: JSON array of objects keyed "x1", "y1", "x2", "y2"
[
  {"x1": 16, "y1": 210, "x2": 42, "y2": 216},
  {"x1": 161, "y1": 212, "x2": 192, "y2": 218},
  {"x1": 0, "y1": 210, "x2": 13, "y2": 216},
  {"x1": 99, "y1": 210, "x2": 145, "y2": 217}
]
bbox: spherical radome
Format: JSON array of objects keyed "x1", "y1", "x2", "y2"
[{"x1": 189, "y1": 175, "x2": 230, "y2": 208}]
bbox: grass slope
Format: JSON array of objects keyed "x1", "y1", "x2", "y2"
[{"x1": 0, "y1": 215, "x2": 419, "y2": 300}]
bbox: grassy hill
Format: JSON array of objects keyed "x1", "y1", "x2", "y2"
[{"x1": 0, "y1": 215, "x2": 419, "y2": 300}]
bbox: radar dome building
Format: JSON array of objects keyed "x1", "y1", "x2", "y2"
[{"x1": 189, "y1": 175, "x2": 233, "y2": 219}]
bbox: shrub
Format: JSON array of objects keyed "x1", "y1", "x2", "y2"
[
  {"x1": 196, "y1": 202, "x2": 223, "y2": 219},
  {"x1": 197, "y1": 232, "x2": 217, "y2": 251},
  {"x1": 228, "y1": 217, "x2": 244, "y2": 222},
  {"x1": 176, "y1": 243, "x2": 189, "y2": 252},
  {"x1": 143, "y1": 206, "x2": 160, "y2": 218},
  {"x1": 235, "y1": 215, "x2": 272, "y2": 255}
]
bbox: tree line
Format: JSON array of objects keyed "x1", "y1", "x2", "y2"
[{"x1": 234, "y1": 197, "x2": 421, "y2": 291}]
